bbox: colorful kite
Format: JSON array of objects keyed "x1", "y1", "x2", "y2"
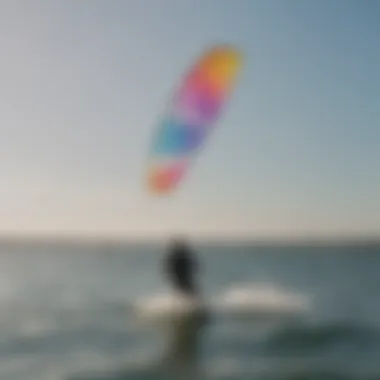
[{"x1": 146, "y1": 45, "x2": 243, "y2": 194}]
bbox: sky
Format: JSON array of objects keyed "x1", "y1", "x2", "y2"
[{"x1": 0, "y1": 0, "x2": 378, "y2": 240}]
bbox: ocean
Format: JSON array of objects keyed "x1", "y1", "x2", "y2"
[{"x1": 0, "y1": 241, "x2": 379, "y2": 380}]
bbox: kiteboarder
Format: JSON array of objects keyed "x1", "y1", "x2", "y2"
[{"x1": 164, "y1": 238, "x2": 199, "y2": 298}]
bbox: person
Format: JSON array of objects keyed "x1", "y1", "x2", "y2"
[{"x1": 164, "y1": 238, "x2": 199, "y2": 297}]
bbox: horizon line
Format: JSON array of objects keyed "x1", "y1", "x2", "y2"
[{"x1": 0, "y1": 232, "x2": 378, "y2": 247}]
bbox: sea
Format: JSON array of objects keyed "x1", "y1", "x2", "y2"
[{"x1": 0, "y1": 241, "x2": 379, "y2": 380}]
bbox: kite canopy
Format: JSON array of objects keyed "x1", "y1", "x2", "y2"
[{"x1": 146, "y1": 45, "x2": 243, "y2": 195}]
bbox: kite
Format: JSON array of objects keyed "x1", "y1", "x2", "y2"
[{"x1": 146, "y1": 45, "x2": 243, "y2": 194}]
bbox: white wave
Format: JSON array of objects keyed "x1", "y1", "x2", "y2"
[
  {"x1": 131, "y1": 282, "x2": 311, "y2": 323},
  {"x1": 213, "y1": 282, "x2": 311, "y2": 316},
  {"x1": 132, "y1": 290, "x2": 204, "y2": 322}
]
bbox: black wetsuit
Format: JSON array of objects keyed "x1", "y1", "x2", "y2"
[{"x1": 165, "y1": 243, "x2": 198, "y2": 296}]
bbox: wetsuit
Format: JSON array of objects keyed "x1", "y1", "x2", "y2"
[{"x1": 165, "y1": 241, "x2": 198, "y2": 296}]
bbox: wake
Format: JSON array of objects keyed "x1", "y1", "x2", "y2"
[{"x1": 132, "y1": 282, "x2": 311, "y2": 322}]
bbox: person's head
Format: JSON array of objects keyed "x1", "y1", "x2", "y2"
[{"x1": 168, "y1": 236, "x2": 188, "y2": 252}]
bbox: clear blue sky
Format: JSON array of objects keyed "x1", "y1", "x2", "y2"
[{"x1": 0, "y1": 0, "x2": 378, "y2": 239}]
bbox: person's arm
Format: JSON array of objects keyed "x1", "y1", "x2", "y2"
[
  {"x1": 190, "y1": 249, "x2": 199, "y2": 273},
  {"x1": 163, "y1": 252, "x2": 172, "y2": 276}
]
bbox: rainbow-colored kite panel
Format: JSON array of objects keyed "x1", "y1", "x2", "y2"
[{"x1": 147, "y1": 45, "x2": 243, "y2": 194}]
